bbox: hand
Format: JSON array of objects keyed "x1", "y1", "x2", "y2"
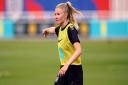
[
  {"x1": 42, "y1": 29, "x2": 49, "y2": 38},
  {"x1": 58, "y1": 64, "x2": 69, "y2": 77}
]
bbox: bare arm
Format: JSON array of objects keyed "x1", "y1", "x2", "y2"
[{"x1": 42, "y1": 27, "x2": 56, "y2": 37}]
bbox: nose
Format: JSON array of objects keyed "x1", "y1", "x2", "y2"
[
  {"x1": 55, "y1": 16, "x2": 58, "y2": 21},
  {"x1": 56, "y1": 17, "x2": 58, "y2": 20}
]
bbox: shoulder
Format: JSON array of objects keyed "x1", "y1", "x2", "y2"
[
  {"x1": 69, "y1": 24, "x2": 74, "y2": 29},
  {"x1": 68, "y1": 24, "x2": 75, "y2": 29},
  {"x1": 67, "y1": 24, "x2": 80, "y2": 44},
  {"x1": 68, "y1": 24, "x2": 78, "y2": 34},
  {"x1": 55, "y1": 26, "x2": 60, "y2": 30},
  {"x1": 55, "y1": 26, "x2": 60, "y2": 36}
]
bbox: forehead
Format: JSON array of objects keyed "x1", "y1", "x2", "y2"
[{"x1": 55, "y1": 7, "x2": 64, "y2": 13}]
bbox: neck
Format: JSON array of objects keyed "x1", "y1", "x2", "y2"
[{"x1": 60, "y1": 20, "x2": 69, "y2": 28}]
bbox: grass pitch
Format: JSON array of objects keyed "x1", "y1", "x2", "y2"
[{"x1": 0, "y1": 40, "x2": 128, "y2": 85}]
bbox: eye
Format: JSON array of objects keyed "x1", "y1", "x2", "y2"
[
  {"x1": 55, "y1": 13, "x2": 60, "y2": 16},
  {"x1": 57, "y1": 13, "x2": 60, "y2": 15}
]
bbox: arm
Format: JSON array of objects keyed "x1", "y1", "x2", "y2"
[
  {"x1": 66, "y1": 42, "x2": 82, "y2": 65},
  {"x1": 58, "y1": 27, "x2": 82, "y2": 77},
  {"x1": 42, "y1": 27, "x2": 55, "y2": 37},
  {"x1": 59, "y1": 42, "x2": 82, "y2": 77},
  {"x1": 66, "y1": 27, "x2": 82, "y2": 65}
]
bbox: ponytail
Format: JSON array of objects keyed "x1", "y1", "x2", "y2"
[
  {"x1": 66, "y1": 1, "x2": 82, "y2": 29},
  {"x1": 56, "y1": 1, "x2": 82, "y2": 29}
]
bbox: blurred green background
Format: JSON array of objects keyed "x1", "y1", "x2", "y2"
[{"x1": 0, "y1": 40, "x2": 128, "y2": 85}]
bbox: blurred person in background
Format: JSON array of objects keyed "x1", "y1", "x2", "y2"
[{"x1": 42, "y1": 1, "x2": 83, "y2": 85}]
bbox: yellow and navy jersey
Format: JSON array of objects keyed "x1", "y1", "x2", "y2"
[{"x1": 55, "y1": 23, "x2": 81, "y2": 65}]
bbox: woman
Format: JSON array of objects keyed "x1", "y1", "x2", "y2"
[{"x1": 42, "y1": 1, "x2": 83, "y2": 85}]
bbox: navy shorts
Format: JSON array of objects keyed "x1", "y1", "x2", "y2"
[{"x1": 54, "y1": 65, "x2": 83, "y2": 85}]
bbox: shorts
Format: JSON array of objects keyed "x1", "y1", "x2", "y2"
[{"x1": 54, "y1": 65, "x2": 83, "y2": 85}]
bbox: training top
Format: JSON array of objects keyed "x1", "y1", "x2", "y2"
[{"x1": 55, "y1": 23, "x2": 81, "y2": 65}]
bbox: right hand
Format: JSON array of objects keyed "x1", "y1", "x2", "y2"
[{"x1": 42, "y1": 29, "x2": 49, "y2": 38}]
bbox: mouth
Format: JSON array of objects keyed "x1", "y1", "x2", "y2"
[{"x1": 55, "y1": 19, "x2": 59, "y2": 22}]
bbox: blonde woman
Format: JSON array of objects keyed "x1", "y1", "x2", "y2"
[{"x1": 42, "y1": 2, "x2": 83, "y2": 85}]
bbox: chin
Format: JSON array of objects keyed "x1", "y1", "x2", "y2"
[{"x1": 56, "y1": 22, "x2": 61, "y2": 25}]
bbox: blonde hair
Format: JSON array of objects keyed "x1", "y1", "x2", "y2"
[{"x1": 56, "y1": 1, "x2": 82, "y2": 29}]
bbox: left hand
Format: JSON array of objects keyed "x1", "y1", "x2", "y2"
[{"x1": 58, "y1": 64, "x2": 69, "y2": 77}]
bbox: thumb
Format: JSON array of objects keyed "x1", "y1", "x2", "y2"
[{"x1": 43, "y1": 30, "x2": 49, "y2": 38}]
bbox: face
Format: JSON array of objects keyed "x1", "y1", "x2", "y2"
[{"x1": 54, "y1": 7, "x2": 67, "y2": 25}]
